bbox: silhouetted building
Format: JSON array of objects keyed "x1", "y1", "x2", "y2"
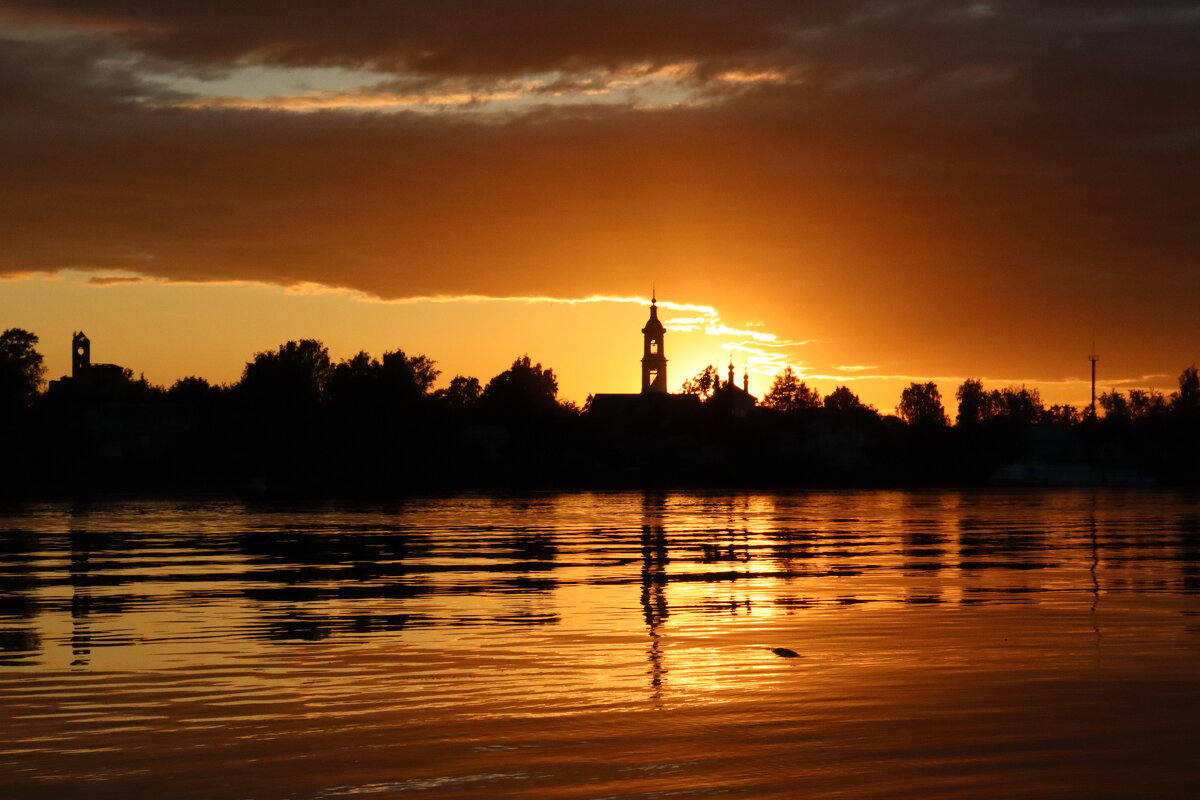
[
  {"x1": 708, "y1": 360, "x2": 757, "y2": 418},
  {"x1": 48, "y1": 331, "x2": 137, "y2": 396},
  {"x1": 590, "y1": 297, "x2": 701, "y2": 422},
  {"x1": 72, "y1": 331, "x2": 90, "y2": 378},
  {"x1": 43, "y1": 332, "x2": 166, "y2": 476},
  {"x1": 641, "y1": 295, "x2": 668, "y2": 393}
]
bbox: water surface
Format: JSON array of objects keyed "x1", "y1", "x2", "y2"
[{"x1": 2, "y1": 491, "x2": 1199, "y2": 799}]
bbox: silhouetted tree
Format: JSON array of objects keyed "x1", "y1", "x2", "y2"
[
  {"x1": 995, "y1": 386, "x2": 1043, "y2": 425},
  {"x1": 435, "y1": 375, "x2": 482, "y2": 408},
  {"x1": 681, "y1": 365, "x2": 720, "y2": 399},
  {"x1": 1127, "y1": 389, "x2": 1167, "y2": 418},
  {"x1": 1166, "y1": 365, "x2": 1200, "y2": 479},
  {"x1": 326, "y1": 349, "x2": 439, "y2": 411},
  {"x1": 762, "y1": 366, "x2": 821, "y2": 412},
  {"x1": 1099, "y1": 389, "x2": 1131, "y2": 421},
  {"x1": 897, "y1": 382, "x2": 946, "y2": 427},
  {"x1": 953, "y1": 381, "x2": 1044, "y2": 426},
  {"x1": 0, "y1": 328, "x2": 44, "y2": 411},
  {"x1": 482, "y1": 355, "x2": 559, "y2": 417},
  {"x1": 955, "y1": 379, "x2": 987, "y2": 426},
  {"x1": 316, "y1": 349, "x2": 441, "y2": 489},
  {"x1": 1173, "y1": 365, "x2": 1200, "y2": 413},
  {"x1": 240, "y1": 339, "x2": 332, "y2": 408},
  {"x1": 234, "y1": 339, "x2": 333, "y2": 482},
  {"x1": 326, "y1": 351, "x2": 375, "y2": 407},
  {"x1": 385, "y1": 351, "x2": 439, "y2": 396},
  {"x1": 823, "y1": 385, "x2": 867, "y2": 414},
  {"x1": 168, "y1": 376, "x2": 220, "y2": 402},
  {"x1": 1042, "y1": 404, "x2": 1081, "y2": 426}
]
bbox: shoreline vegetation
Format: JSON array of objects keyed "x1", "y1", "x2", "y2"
[{"x1": 2, "y1": 329, "x2": 1199, "y2": 498}]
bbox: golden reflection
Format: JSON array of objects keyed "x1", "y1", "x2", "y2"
[
  {"x1": 4, "y1": 494, "x2": 1200, "y2": 798},
  {"x1": 69, "y1": 530, "x2": 92, "y2": 669},
  {"x1": 1089, "y1": 491, "x2": 1103, "y2": 656},
  {"x1": 640, "y1": 493, "x2": 669, "y2": 707}
]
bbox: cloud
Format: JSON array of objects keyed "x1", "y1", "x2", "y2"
[
  {"x1": 0, "y1": 268, "x2": 54, "y2": 281},
  {"x1": 85, "y1": 274, "x2": 152, "y2": 286},
  {"x1": 375, "y1": 293, "x2": 721, "y2": 317},
  {"x1": 0, "y1": 1, "x2": 810, "y2": 76},
  {"x1": 178, "y1": 86, "x2": 531, "y2": 113}
]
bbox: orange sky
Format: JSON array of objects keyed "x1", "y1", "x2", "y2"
[{"x1": 1, "y1": 2, "x2": 1197, "y2": 409}]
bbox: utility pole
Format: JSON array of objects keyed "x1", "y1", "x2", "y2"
[{"x1": 1088, "y1": 343, "x2": 1099, "y2": 419}]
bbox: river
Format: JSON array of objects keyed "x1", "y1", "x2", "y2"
[{"x1": 2, "y1": 491, "x2": 1199, "y2": 798}]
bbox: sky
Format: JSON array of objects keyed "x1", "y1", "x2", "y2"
[{"x1": 1, "y1": 1, "x2": 1198, "y2": 408}]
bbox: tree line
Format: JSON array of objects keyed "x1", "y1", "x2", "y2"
[
  {"x1": 1, "y1": 328, "x2": 1198, "y2": 495},
  {"x1": 756, "y1": 365, "x2": 1200, "y2": 426}
]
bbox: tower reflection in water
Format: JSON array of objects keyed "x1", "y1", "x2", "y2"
[{"x1": 640, "y1": 493, "x2": 669, "y2": 705}]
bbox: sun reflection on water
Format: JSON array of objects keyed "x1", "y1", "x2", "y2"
[{"x1": 1, "y1": 492, "x2": 1200, "y2": 798}]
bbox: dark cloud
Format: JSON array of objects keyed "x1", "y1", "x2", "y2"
[
  {"x1": 0, "y1": 32, "x2": 178, "y2": 115},
  {"x1": 4, "y1": 1, "x2": 1200, "y2": 91},
  {"x1": 0, "y1": 0, "x2": 825, "y2": 74}
]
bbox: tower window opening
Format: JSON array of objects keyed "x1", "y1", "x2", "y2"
[
  {"x1": 648, "y1": 369, "x2": 659, "y2": 385},
  {"x1": 650, "y1": 340, "x2": 659, "y2": 354}
]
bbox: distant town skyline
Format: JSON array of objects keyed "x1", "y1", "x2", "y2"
[{"x1": 4, "y1": 276, "x2": 1178, "y2": 413}]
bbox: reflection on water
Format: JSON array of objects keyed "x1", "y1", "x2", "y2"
[{"x1": 2, "y1": 491, "x2": 1200, "y2": 799}]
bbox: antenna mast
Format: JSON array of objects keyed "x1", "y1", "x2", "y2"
[{"x1": 1088, "y1": 342, "x2": 1099, "y2": 419}]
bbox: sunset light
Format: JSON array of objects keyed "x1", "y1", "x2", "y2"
[{"x1": 3, "y1": 4, "x2": 1200, "y2": 799}]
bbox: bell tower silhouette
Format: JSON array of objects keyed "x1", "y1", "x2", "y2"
[
  {"x1": 72, "y1": 331, "x2": 91, "y2": 378},
  {"x1": 641, "y1": 294, "x2": 668, "y2": 394}
]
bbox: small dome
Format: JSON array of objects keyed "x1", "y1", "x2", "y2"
[{"x1": 641, "y1": 301, "x2": 666, "y2": 335}]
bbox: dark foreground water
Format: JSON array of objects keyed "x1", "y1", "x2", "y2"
[{"x1": 2, "y1": 492, "x2": 1200, "y2": 799}]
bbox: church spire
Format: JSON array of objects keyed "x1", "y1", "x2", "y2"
[{"x1": 641, "y1": 294, "x2": 667, "y2": 393}]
